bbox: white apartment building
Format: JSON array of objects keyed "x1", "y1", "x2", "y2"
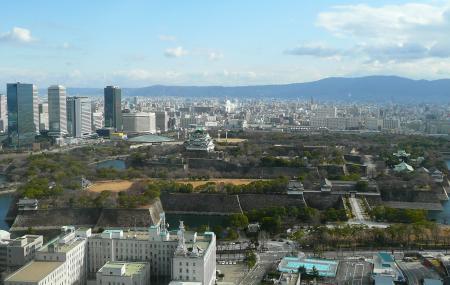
[
  {"x1": 122, "y1": 112, "x2": 156, "y2": 133},
  {"x1": 314, "y1": 106, "x2": 337, "y2": 118},
  {"x1": 171, "y1": 222, "x2": 216, "y2": 285},
  {"x1": 38, "y1": 102, "x2": 49, "y2": 131},
  {"x1": 48, "y1": 85, "x2": 68, "y2": 137},
  {"x1": 96, "y1": 262, "x2": 150, "y2": 285},
  {"x1": 365, "y1": 118, "x2": 381, "y2": 131},
  {"x1": 0, "y1": 235, "x2": 43, "y2": 272},
  {"x1": 382, "y1": 119, "x2": 400, "y2": 130},
  {"x1": 92, "y1": 111, "x2": 104, "y2": 131},
  {"x1": 5, "y1": 227, "x2": 90, "y2": 285},
  {"x1": 4, "y1": 213, "x2": 216, "y2": 285}
]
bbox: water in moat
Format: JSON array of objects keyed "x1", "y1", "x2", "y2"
[
  {"x1": 95, "y1": 159, "x2": 126, "y2": 170},
  {"x1": 0, "y1": 174, "x2": 12, "y2": 230},
  {"x1": 428, "y1": 160, "x2": 450, "y2": 223}
]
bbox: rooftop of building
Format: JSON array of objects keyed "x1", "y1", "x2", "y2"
[
  {"x1": 39, "y1": 235, "x2": 85, "y2": 254},
  {"x1": 168, "y1": 281, "x2": 202, "y2": 285},
  {"x1": 128, "y1": 134, "x2": 175, "y2": 143},
  {"x1": 5, "y1": 261, "x2": 64, "y2": 282},
  {"x1": 423, "y1": 279, "x2": 443, "y2": 285},
  {"x1": 378, "y1": 252, "x2": 395, "y2": 263},
  {"x1": 99, "y1": 261, "x2": 148, "y2": 277}
]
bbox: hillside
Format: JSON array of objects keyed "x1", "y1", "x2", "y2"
[{"x1": 57, "y1": 75, "x2": 450, "y2": 102}]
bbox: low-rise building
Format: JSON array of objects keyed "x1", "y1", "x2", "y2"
[
  {"x1": 4, "y1": 260, "x2": 65, "y2": 285},
  {"x1": 17, "y1": 198, "x2": 38, "y2": 211},
  {"x1": 371, "y1": 252, "x2": 404, "y2": 283},
  {"x1": 3, "y1": 213, "x2": 217, "y2": 285}
]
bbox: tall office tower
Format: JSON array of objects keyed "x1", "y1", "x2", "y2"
[
  {"x1": 7, "y1": 83, "x2": 39, "y2": 147},
  {"x1": 38, "y1": 102, "x2": 49, "y2": 131},
  {"x1": 104, "y1": 86, "x2": 122, "y2": 131},
  {"x1": 155, "y1": 111, "x2": 169, "y2": 132},
  {"x1": 47, "y1": 85, "x2": 67, "y2": 137},
  {"x1": 0, "y1": 94, "x2": 7, "y2": 132},
  {"x1": 67, "y1": 97, "x2": 92, "y2": 138}
]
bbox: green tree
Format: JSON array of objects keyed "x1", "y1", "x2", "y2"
[
  {"x1": 229, "y1": 213, "x2": 249, "y2": 229},
  {"x1": 245, "y1": 251, "x2": 257, "y2": 269}
]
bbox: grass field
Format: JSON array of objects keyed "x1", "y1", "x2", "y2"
[{"x1": 88, "y1": 180, "x2": 135, "y2": 193}]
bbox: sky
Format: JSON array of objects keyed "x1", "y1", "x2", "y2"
[{"x1": 1, "y1": 0, "x2": 450, "y2": 88}]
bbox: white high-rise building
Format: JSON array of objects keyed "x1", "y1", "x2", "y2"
[
  {"x1": 92, "y1": 111, "x2": 104, "y2": 131},
  {"x1": 67, "y1": 96, "x2": 92, "y2": 138},
  {"x1": 38, "y1": 102, "x2": 49, "y2": 131},
  {"x1": 0, "y1": 94, "x2": 7, "y2": 132},
  {"x1": 48, "y1": 85, "x2": 67, "y2": 137}
]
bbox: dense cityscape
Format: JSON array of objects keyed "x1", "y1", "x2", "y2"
[{"x1": 1, "y1": 1, "x2": 450, "y2": 285}]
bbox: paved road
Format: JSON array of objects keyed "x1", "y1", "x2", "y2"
[
  {"x1": 239, "y1": 240, "x2": 293, "y2": 285},
  {"x1": 397, "y1": 261, "x2": 441, "y2": 285},
  {"x1": 363, "y1": 155, "x2": 376, "y2": 178},
  {"x1": 349, "y1": 197, "x2": 365, "y2": 222}
]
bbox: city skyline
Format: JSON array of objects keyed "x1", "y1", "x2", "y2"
[{"x1": 1, "y1": 1, "x2": 450, "y2": 88}]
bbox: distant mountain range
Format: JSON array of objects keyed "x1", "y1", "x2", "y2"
[{"x1": 62, "y1": 76, "x2": 450, "y2": 102}]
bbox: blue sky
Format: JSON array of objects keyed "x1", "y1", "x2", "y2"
[{"x1": 1, "y1": 0, "x2": 450, "y2": 87}]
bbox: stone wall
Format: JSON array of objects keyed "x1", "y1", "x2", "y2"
[{"x1": 10, "y1": 200, "x2": 163, "y2": 232}]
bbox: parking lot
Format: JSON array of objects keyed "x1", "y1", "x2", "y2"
[
  {"x1": 336, "y1": 260, "x2": 373, "y2": 285},
  {"x1": 216, "y1": 264, "x2": 247, "y2": 285},
  {"x1": 397, "y1": 261, "x2": 441, "y2": 285}
]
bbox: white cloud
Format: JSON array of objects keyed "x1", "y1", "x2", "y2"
[
  {"x1": 284, "y1": 43, "x2": 341, "y2": 58},
  {"x1": 62, "y1": 42, "x2": 70, "y2": 49},
  {"x1": 208, "y1": 51, "x2": 224, "y2": 61},
  {"x1": 0, "y1": 27, "x2": 35, "y2": 44},
  {"x1": 164, "y1": 46, "x2": 188, "y2": 58},
  {"x1": 284, "y1": 3, "x2": 450, "y2": 63},
  {"x1": 316, "y1": 3, "x2": 450, "y2": 43},
  {"x1": 158, "y1": 34, "x2": 176, "y2": 42}
]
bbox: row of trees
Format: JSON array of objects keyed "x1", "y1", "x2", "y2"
[
  {"x1": 290, "y1": 222, "x2": 448, "y2": 251},
  {"x1": 370, "y1": 206, "x2": 427, "y2": 223}
]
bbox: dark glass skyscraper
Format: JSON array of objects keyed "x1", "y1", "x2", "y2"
[
  {"x1": 7, "y1": 83, "x2": 39, "y2": 147},
  {"x1": 104, "y1": 86, "x2": 122, "y2": 131}
]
